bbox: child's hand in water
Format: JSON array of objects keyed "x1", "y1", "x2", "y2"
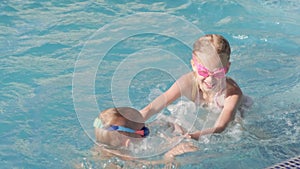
[
  {"x1": 164, "y1": 142, "x2": 198, "y2": 160},
  {"x1": 186, "y1": 131, "x2": 201, "y2": 140},
  {"x1": 169, "y1": 122, "x2": 186, "y2": 135}
]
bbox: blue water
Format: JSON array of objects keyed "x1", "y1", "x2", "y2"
[{"x1": 1, "y1": 0, "x2": 300, "y2": 168}]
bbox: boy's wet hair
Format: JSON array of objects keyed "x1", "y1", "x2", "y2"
[{"x1": 95, "y1": 107, "x2": 145, "y2": 147}]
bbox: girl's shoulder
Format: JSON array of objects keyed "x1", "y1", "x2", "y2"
[
  {"x1": 177, "y1": 72, "x2": 195, "y2": 86},
  {"x1": 225, "y1": 77, "x2": 242, "y2": 96},
  {"x1": 226, "y1": 76, "x2": 239, "y2": 86}
]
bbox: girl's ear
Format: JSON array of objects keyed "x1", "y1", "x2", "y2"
[{"x1": 191, "y1": 59, "x2": 197, "y2": 72}]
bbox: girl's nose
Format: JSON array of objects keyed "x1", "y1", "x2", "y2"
[
  {"x1": 205, "y1": 75, "x2": 218, "y2": 84},
  {"x1": 205, "y1": 75, "x2": 213, "y2": 83}
]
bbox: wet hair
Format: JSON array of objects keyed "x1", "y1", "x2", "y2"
[
  {"x1": 95, "y1": 107, "x2": 145, "y2": 147},
  {"x1": 193, "y1": 34, "x2": 231, "y2": 65}
]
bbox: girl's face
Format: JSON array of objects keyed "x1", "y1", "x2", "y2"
[{"x1": 191, "y1": 51, "x2": 228, "y2": 92}]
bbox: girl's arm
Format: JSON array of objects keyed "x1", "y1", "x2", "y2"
[
  {"x1": 189, "y1": 79, "x2": 242, "y2": 140},
  {"x1": 188, "y1": 95, "x2": 241, "y2": 140},
  {"x1": 140, "y1": 73, "x2": 193, "y2": 121}
]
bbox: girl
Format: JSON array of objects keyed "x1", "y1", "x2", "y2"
[{"x1": 141, "y1": 34, "x2": 244, "y2": 140}]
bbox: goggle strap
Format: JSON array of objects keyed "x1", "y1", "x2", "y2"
[
  {"x1": 108, "y1": 125, "x2": 150, "y2": 137},
  {"x1": 135, "y1": 130, "x2": 145, "y2": 136},
  {"x1": 109, "y1": 125, "x2": 136, "y2": 133}
]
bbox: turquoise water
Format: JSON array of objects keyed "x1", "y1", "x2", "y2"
[{"x1": 1, "y1": 0, "x2": 300, "y2": 168}]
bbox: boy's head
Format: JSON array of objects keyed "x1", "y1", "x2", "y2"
[{"x1": 94, "y1": 107, "x2": 148, "y2": 148}]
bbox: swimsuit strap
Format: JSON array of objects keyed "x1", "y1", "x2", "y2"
[{"x1": 214, "y1": 90, "x2": 225, "y2": 109}]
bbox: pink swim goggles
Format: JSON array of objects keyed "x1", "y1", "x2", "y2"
[{"x1": 192, "y1": 57, "x2": 227, "y2": 78}]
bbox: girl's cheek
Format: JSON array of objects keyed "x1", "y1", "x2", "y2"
[
  {"x1": 196, "y1": 73, "x2": 205, "y2": 81},
  {"x1": 197, "y1": 76, "x2": 205, "y2": 83}
]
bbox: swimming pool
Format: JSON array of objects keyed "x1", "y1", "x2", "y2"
[{"x1": 1, "y1": 0, "x2": 299, "y2": 168}]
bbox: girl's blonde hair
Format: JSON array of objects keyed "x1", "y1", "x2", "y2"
[{"x1": 193, "y1": 34, "x2": 231, "y2": 66}]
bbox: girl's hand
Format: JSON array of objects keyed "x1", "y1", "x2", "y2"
[{"x1": 187, "y1": 132, "x2": 201, "y2": 140}]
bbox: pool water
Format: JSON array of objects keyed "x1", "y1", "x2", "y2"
[{"x1": 1, "y1": 0, "x2": 300, "y2": 168}]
